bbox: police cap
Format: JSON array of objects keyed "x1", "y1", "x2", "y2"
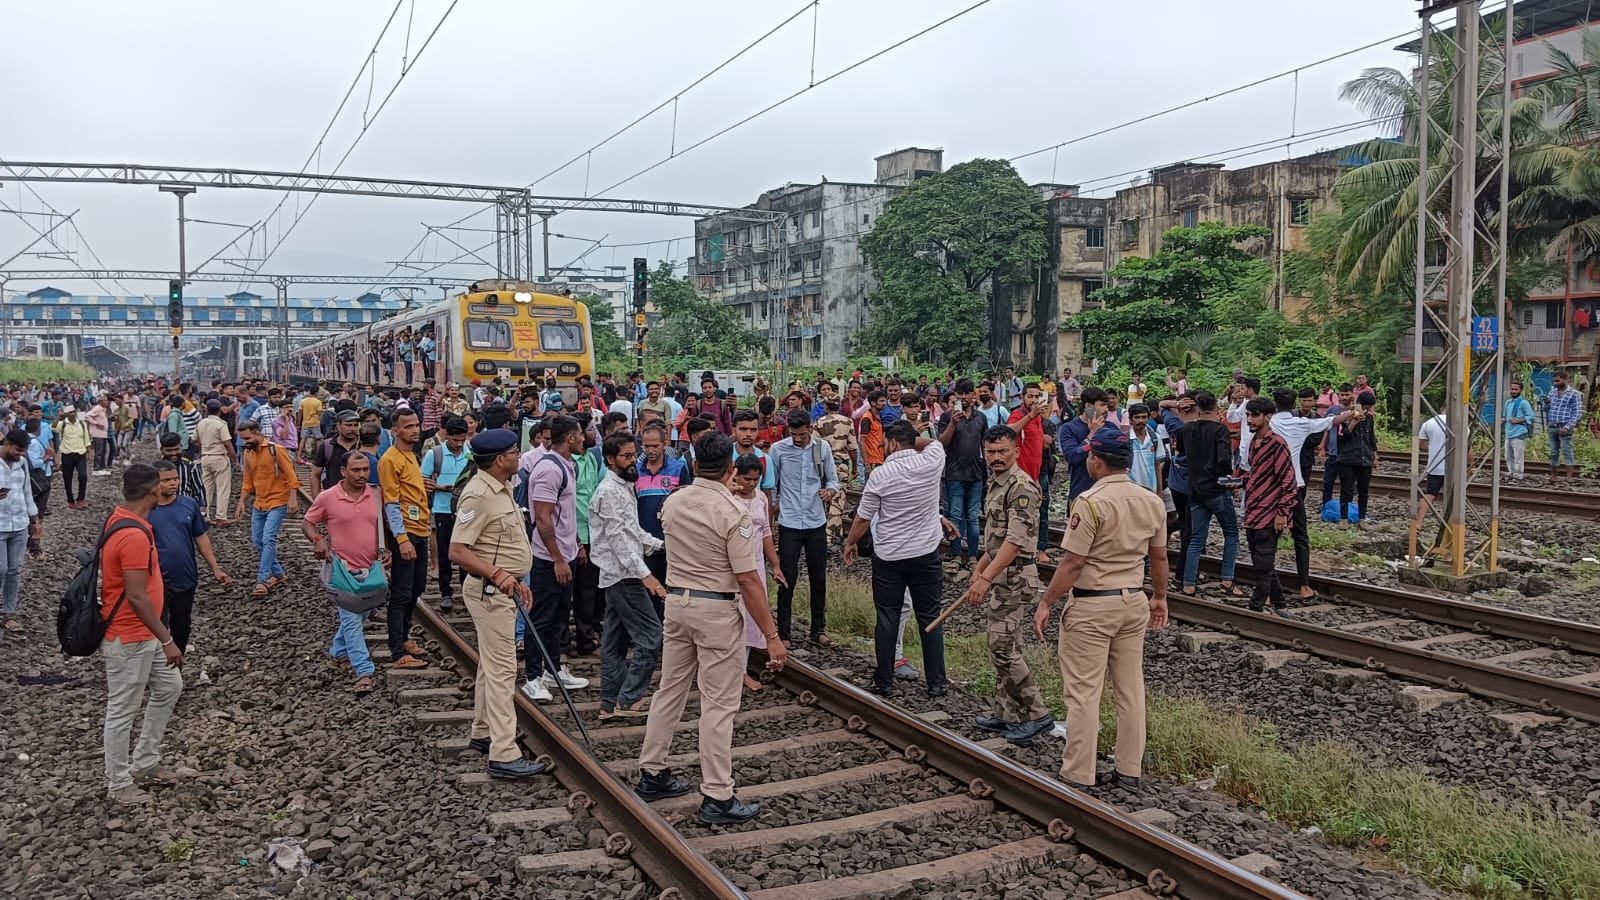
[
  {"x1": 1089, "y1": 425, "x2": 1132, "y2": 467},
  {"x1": 469, "y1": 428, "x2": 519, "y2": 460}
]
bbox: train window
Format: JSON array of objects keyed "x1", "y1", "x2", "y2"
[
  {"x1": 465, "y1": 318, "x2": 513, "y2": 350},
  {"x1": 539, "y1": 322, "x2": 585, "y2": 353}
]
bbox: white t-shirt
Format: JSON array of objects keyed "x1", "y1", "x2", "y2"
[
  {"x1": 1127, "y1": 382, "x2": 1147, "y2": 403},
  {"x1": 1268, "y1": 411, "x2": 1333, "y2": 488},
  {"x1": 1420, "y1": 415, "x2": 1449, "y2": 476},
  {"x1": 609, "y1": 398, "x2": 634, "y2": 426},
  {"x1": 1228, "y1": 400, "x2": 1252, "y2": 470}
]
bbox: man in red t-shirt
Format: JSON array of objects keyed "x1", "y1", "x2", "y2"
[
  {"x1": 1005, "y1": 382, "x2": 1048, "y2": 481},
  {"x1": 100, "y1": 463, "x2": 187, "y2": 806}
]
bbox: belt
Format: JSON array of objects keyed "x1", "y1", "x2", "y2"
[
  {"x1": 1073, "y1": 587, "x2": 1143, "y2": 598},
  {"x1": 668, "y1": 587, "x2": 736, "y2": 601}
]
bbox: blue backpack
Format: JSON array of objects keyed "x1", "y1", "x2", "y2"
[{"x1": 1320, "y1": 499, "x2": 1360, "y2": 523}]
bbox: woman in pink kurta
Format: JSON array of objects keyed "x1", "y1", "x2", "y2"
[{"x1": 732, "y1": 455, "x2": 785, "y2": 691}]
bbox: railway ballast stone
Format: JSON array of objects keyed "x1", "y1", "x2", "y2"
[
  {"x1": 1314, "y1": 668, "x2": 1384, "y2": 688},
  {"x1": 1393, "y1": 685, "x2": 1468, "y2": 712},
  {"x1": 1248, "y1": 650, "x2": 1310, "y2": 671},
  {"x1": 1176, "y1": 631, "x2": 1236, "y2": 653},
  {"x1": 1487, "y1": 711, "x2": 1564, "y2": 737}
]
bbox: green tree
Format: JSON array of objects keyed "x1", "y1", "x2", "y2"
[
  {"x1": 857, "y1": 158, "x2": 1046, "y2": 365},
  {"x1": 1258, "y1": 339, "x2": 1347, "y2": 392},
  {"x1": 1064, "y1": 222, "x2": 1276, "y2": 366},
  {"x1": 646, "y1": 261, "x2": 765, "y2": 372},
  {"x1": 576, "y1": 293, "x2": 631, "y2": 375}
]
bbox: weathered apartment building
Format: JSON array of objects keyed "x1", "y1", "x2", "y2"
[
  {"x1": 688, "y1": 148, "x2": 943, "y2": 365},
  {"x1": 1006, "y1": 153, "x2": 1343, "y2": 375}
]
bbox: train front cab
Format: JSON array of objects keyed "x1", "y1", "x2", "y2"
[{"x1": 458, "y1": 289, "x2": 592, "y2": 402}]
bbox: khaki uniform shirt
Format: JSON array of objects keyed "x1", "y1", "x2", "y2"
[
  {"x1": 981, "y1": 464, "x2": 1040, "y2": 561},
  {"x1": 814, "y1": 412, "x2": 858, "y2": 467},
  {"x1": 1061, "y1": 473, "x2": 1166, "y2": 590},
  {"x1": 451, "y1": 470, "x2": 533, "y2": 580},
  {"x1": 661, "y1": 478, "x2": 756, "y2": 593}
]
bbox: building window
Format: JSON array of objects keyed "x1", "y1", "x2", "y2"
[
  {"x1": 809, "y1": 211, "x2": 820, "y2": 229},
  {"x1": 805, "y1": 256, "x2": 821, "y2": 277},
  {"x1": 1181, "y1": 208, "x2": 1198, "y2": 229},
  {"x1": 790, "y1": 258, "x2": 803, "y2": 274},
  {"x1": 806, "y1": 293, "x2": 821, "y2": 313},
  {"x1": 1290, "y1": 197, "x2": 1314, "y2": 226},
  {"x1": 1084, "y1": 278, "x2": 1104, "y2": 302},
  {"x1": 758, "y1": 262, "x2": 769, "y2": 282},
  {"x1": 1121, "y1": 219, "x2": 1139, "y2": 246},
  {"x1": 1546, "y1": 302, "x2": 1566, "y2": 329},
  {"x1": 1085, "y1": 226, "x2": 1105, "y2": 249},
  {"x1": 862, "y1": 214, "x2": 871, "y2": 225},
  {"x1": 1522, "y1": 307, "x2": 1534, "y2": 327},
  {"x1": 739, "y1": 228, "x2": 750, "y2": 246},
  {"x1": 810, "y1": 336, "x2": 821, "y2": 357}
]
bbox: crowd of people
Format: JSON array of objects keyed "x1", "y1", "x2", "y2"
[{"x1": 47, "y1": 359, "x2": 1589, "y2": 810}]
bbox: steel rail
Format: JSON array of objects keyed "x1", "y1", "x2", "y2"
[
  {"x1": 412, "y1": 602, "x2": 745, "y2": 900},
  {"x1": 1035, "y1": 562, "x2": 1600, "y2": 725},
  {"x1": 1186, "y1": 555, "x2": 1600, "y2": 656},
  {"x1": 760, "y1": 652, "x2": 1311, "y2": 900}
]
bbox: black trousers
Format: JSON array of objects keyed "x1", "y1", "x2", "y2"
[
  {"x1": 433, "y1": 513, "x2": 460, "y2": 599},
  {"x1": 1339, "y1": 464, "x2": 1373, "y2": 522},
  {"x1": 1170, "y1": 488, "x2": 1191, "y2": 585},
  {"x1": 92, "y1": 437, "x2": 110, "y2": 470},
  {"x1": 644, "y1": 551, "x2": 667, "y2": 621},
  {"x1": 31, "y1": 470, "x2": 50, "y2": 519},
  {"x1": 60, "y1": 453, "x2": 88, "y2": 504},
  {"x1": 525, "y1": 557, "x2": 573, "y2": 680},
  {"x1": 1246, "y1": 527, "x2": 1284, "y2": 612},
  {"x1": 871, "y1": 550, "x2": 947, "y2": 691},
  {"x1": 776, "y1": 525, "x2": 828, "y2": 641},
  {"x1": 571, "y1": 551, "x2": 602, "y2": 652},
  {"x1": 163, "y1": 586, "x2": 197, "y2": 653},
  {"x1": 385, "y1": 533, "x2": 429, "y2": 659},
  {"x1": 1289, "y1": 485, "x2": 1310, "y2": 590},
  {"x1": 1319, "y1": 458, "x2": 1340, "y2": 510}
]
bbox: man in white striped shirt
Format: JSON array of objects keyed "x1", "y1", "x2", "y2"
[
  {"x1": 843, "y1": 419, "x2": 952, "y2": 697},
  {"x1": 0, "y1": 429, "x2": 42, "y2": 632}
]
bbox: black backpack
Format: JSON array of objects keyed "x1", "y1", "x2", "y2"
[{"x1": 58, "y1": 517, "x2": 154, "y2": 657}]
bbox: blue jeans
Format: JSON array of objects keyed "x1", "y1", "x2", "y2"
[
  {"x1": 1183, "y1": 492, "x2": 1239, "y2": 588},
  {"x1": 1551, "y1": 429, "x2": 1576, "y2": 466},
  {"x1": 944, "y1": 480, "x2": 984, "y2": 557},
  {"x1": 0, "y1": 528, "x2": 25, "y2": 614},
  {"x1": 250, "y1": 505, "x2": 288, "y2": 584},
  {"x1": 329, "y1": 606, "x2": 375, "y2": 676}
]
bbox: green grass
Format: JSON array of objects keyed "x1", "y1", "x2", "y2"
[
  {"x1": 266, "y1": 807, "x2": 289, "y2": 824},
  {"x1": 0, "y1": 360, "x2": 95, "y2": 384},
  {"x1": 794, "y1": 575, "x2": 1600, "y2": 898},
  {"x1": 162, "y1": 839, "x2": 196, "y2": 863}
]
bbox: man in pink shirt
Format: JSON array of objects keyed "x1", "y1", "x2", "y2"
[
  {"x1": 302, "y1": 451, "x2": 385, "y2": 693},
  {"x1": 86, "y1": 395, "x2": 113, "y2": 474}
]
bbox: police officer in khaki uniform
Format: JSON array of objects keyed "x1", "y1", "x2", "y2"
[
  {"x1": 634, "y1": 431, "x2": 791, "y2": 824},
  {"x1": 446, "y1": 429, "x2": 551, "y2": 780},
  {"x1": 961, "y1": 425, "x2": 1054, "y2": 744},
  {"x1": 814, "y1": 397, "x2": 858, "y2": 543},
  {"x1": 1036, "y1": 426, "x2": 1169, "y2": 790}
]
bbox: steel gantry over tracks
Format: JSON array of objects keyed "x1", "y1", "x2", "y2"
[
  {"x1": 0, "y1": 160, "x2": 784, "y2": 281},
  {"x1": 1405, "y1": 0, "x2": 1513, "y2": 588}
]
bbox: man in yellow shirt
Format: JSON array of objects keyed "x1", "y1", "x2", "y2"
[
  {"x1": 57, "y1": 405, "x2": 93, "y2": 510},
  {"x1": 298, "y1": 389, "x2": 324, "y2": 466},
  {"x1": 379, "y1": 407, "x2": 431, "y2": 669},
  {"x1": 234, "y1": 419, "x2": 301, "y2": 598}
]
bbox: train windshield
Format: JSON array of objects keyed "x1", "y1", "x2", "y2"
[
  {"x1": 539, "y1": 322, "x2": 585, "y2": 353},
  {"x1": 465, "y1": 318, "x2": 513, "y2": 350}
]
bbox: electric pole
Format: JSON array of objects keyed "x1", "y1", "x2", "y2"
[{"x1": 159, "y1": 185, "x2": 195, "y2": 385}]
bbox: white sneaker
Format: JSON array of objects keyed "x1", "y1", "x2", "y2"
[
  {"x1": 542, "y1": 666, "x2": 590, "y2": 690},
  {"x1": 520, "y1": 679, "x2": 552, "y2": 702}
]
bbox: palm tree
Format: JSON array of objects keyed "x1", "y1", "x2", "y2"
[
  {"x1": 1510, "y1": 29, "x2": 1600, "y2": 264},
  {"x1": 1331, "y1": 24, "x2": 1555, "y2": 292}
]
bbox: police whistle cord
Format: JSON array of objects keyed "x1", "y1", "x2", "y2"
[{"x1": 514, "y1": 599, "x2": 594, "y2": 750}]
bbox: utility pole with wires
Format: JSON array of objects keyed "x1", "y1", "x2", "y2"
[
  {"x1": 158, "y1": 185, "x2": 195, "y2": 385},
  {"x1": 1403, "y1": 0, "x2": 1512, "y2": 591}
]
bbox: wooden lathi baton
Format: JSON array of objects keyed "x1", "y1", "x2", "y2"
[{"x1": 924, "y1": 594, "x2": 969, "y2": 633}]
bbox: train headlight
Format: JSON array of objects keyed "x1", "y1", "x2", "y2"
[{"x1": 514, "y1": 292, "x2": 533, "y2": 304}]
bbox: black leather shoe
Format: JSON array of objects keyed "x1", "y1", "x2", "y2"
[
  {"x1": 487, "y1": 758, "x2": 550, "y2": 779},
  {"x1": 869, "y1": 683, "x2": 895, "y2": 698},
  {"x1": 1098, "y1": 771, "x2": 1142, "y2": 790},
  {"x1": 972, "y1": 715, "x2": 1014, "y2": 733},
  {"x1": 1003, "y1": 715, "x2": 1055, "y2": 744},
  {"x1": 439, "y1": 596, "x2": 455, "y2": 612},
  {"x1": 697, "y1": 793, "x2": 761, "y2": 824},
  {"x1": 926, "y1": 683, "x2": 948, "y2": 697},
  {"x1": 635, "y1": 768, "x2": 692, "y2": 801},
  {"x1": 467, "y1": 736, "x2": 490, "y2": 754}
]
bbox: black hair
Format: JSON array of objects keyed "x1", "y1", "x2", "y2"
[
  {"x1": 1246, "y1": 397, "x2": 1277, "y2": 417},
  {"x1": 1337, "y1": 382, "x2": 1353, "y2": 392},
  {"x1": 1126, "y1": 402, "x2": 1150, "y2": 418},
  {"x1": 1080, "y1": 386, "x2": 1108, "y2": 406},
  {"x1": 734, "y1": 453, "x2": 764, "y2": 477},
  {"x1": 481, "y1": 402, "x2": 513, "y2": 431},
  {"x1": 547, "y1": 414, "x2": 580, "y2": 446},
  {"x1": 1298, "y1": 386, "x2": 1317, "y2": 399},
  {"x1": 694, "y1": 431, "x2": 735, "y2": 478},
  {"x1": 602, "y1": 411, "x2": 629, "y2": 433},
  {"x1": 983, "y1": 425, "x2": 1017, "y2": 444},
  {"x1": 159, "y1": 432, "x2": 181, "y2": 448},
  {"x1": 152, "y1": 460, "x2": 177, "y2": 474},
  {"x1": 123, "y1": 463, "x2": 161, "y2": 502},
  {"x1": 733, "y1": 409, "x2": 759, "y2": 425},
  {"x1": 602, "y1": 430, "x2": 636, "y2": 462},
  {"x1": 1243, "y1": 377, "x2": 1262, "y2": 393},
  {"x1": 686, "y1": 416, "x2": 713, "y2": 437},
  {"x1": 954, "y1": 378, "x2": 975, "y2": 394},
  {"x1": 785, "y1": 408, "x2": 810, "y2": 430},
  {"x1": 442, "y1": 415, "x2": 469, "y2": 435},
  {"x1": 1272, "y1": 387, "x2": 1295, "y2": 411},
  {"x1": 1357, "y1": 391, "x2": 1377, "y2": 408},
  {"x1": 1193, "y1": 391, "x2": 1218, "y2": 413},
  {"x1": 867, "y1": 389, "x2": 886, "y2": 403},
  {"x1": 392, "y1": 407, "x2": 419, "y2": 426},
  {"x1": 3, "y1": 428, "x2": 28, "y2": 450},
  {"x1": 884, "y1": 419, "x2": 919, "y2": 446}
]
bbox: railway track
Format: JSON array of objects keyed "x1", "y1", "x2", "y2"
[{"x1": 291, "y1": 479, "x2": 1306, "y2": 898}]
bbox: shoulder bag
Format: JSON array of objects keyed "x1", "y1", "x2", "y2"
[{"x1": 324, "y1": 489, "x2": 389, "y2": 613}]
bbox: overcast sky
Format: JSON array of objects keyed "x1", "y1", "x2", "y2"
[{"x1": 1, "y1": 0, "x2": 1421, "y2": 302}]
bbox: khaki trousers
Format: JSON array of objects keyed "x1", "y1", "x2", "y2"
[
  {"x1": 1057, "y1": 589, "x2": 1149, "y2": 786},
  {"x1": 464, "y1": 578, "x2": 521, "y2": 763},
  {"x1": 200, "y1": 454, "x2": 232, "y2": 521},
  {"x1": 638, "y1": 591, "x2": 745, "y2": 801},
  {"x1": 103, "y1": 637, "x2": 184, "y2": 791}
]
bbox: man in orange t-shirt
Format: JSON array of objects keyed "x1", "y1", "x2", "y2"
[
  {"x1": 100, "y1": 463, "x2": 187, "y2": 805},
  {"x1": 860, "y1": 390, "x2": 887, "y2": 481},
  {"x1": 234, "y1": 419, "x2": 301, "y2": 598}
]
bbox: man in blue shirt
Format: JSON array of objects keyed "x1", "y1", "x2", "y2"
[
  {"x1": 635, "y1": 422, "x2": 691, "y2": 599},
  {"x1": 1503, "y1": 380, "x2": 1535, "y2": 483},
  {"x1": 731, "y1": 410, "x2": 776, "y2": 504},
  {"x1": 879, "y1": 382, "x2": 905, "y2": 426},
  {"x1": 1545, "y1": 370, "x2": 1582, "y2": 486},
  {"x1": 770, "y1": 408, "x2": 840, "y2": 646},
  {"x1": 420, "y1": 416, "x2": 472, "y2": 610},
  {"x1": 1057, "y1": 386, "x2": 1109, "y2": 506},
  {"x1": 150, "y1": 460, "x2": 231, "y2": 654}
]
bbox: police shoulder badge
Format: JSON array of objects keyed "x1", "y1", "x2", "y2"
[
  {"x1": 738, "y1": 525, "x2": 752, "y2": 539},
  {"x1": 1069, "y1": 512, "x2": 1081, "y2": 530}
]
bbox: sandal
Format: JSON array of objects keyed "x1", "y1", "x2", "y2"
[
  {"x1": 810, "y1": 633, "x2": 835, "y2": 648},
  {"x1": 251, "y1": 582, "x2": 269, "y2": 599},
  {"x1": 1220, "y1": 582, "x2": 1247, "y2": 597},
  {"x1": 2, "y1": 617, "x2": 22, "y2": 633},
  {"x1": 351, "y1": 675, "x2": 374, "y2": 693},
  {"x1": 264, "y1": 575, "x2": 285, "y2": 591}
]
